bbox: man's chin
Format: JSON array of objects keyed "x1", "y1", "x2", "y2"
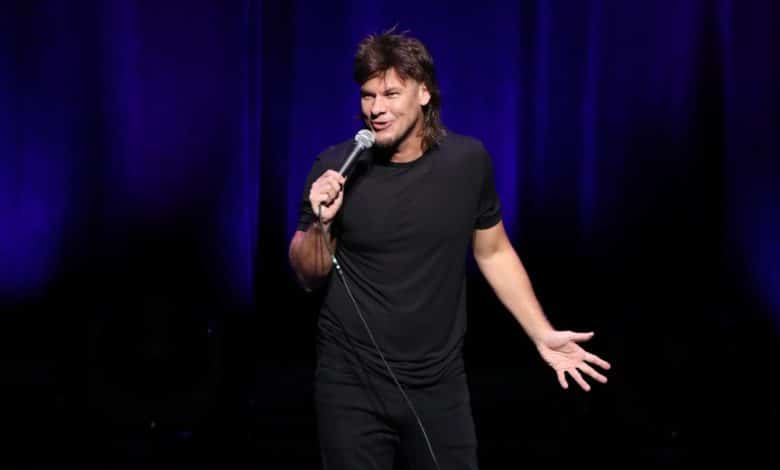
[{"x1": 374, "y1": 135, "x2": 397, "y2": 149}]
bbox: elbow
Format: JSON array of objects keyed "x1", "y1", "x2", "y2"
[
  {"x1": 473, "y1": 243, "x2": 502, "y2": 265},
  {"x1": 294, "y1": 273, "x2": 317, "y2": 293},
  {"x1": 289, "y1": 239, "x2": 328, "y2": 292},
  {"x1": 473, "y1": 240, "x2": 514, "y2": 272},
  {"x1": 294, "y1": 267, "x2": 327, "y2": 293}
]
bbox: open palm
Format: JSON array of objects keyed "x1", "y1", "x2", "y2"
[{"x1": 536, "y1": 330, "x2": 611, "y2": 391}]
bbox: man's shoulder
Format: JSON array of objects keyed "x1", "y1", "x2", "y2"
[
  {"x1": 313, "y1": 138, "x2": 355, "y2": 168},
  {"x1": 438, "y1": 131, "x2": 488, "y2": 154},
  {"x1": 436, "y1": 132, "x2": 491, "y2": 166}
]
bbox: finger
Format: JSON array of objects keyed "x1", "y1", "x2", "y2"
[
  {"x1": 568, "y1": 368, "x2": 591, "y2": 392},
  {"x1": 324, "y1": 179, "x2": 346, "y2": 200},
  {"x1": 324, "y1": 170, "x2": 347, "y2": 186},
  {"x1": 577, "y1": 362, "x2": 607, "y2": 384},
  {"x1": 311, "y1": 181, "x2": 326, "y2": 198},
  {"x1": 556, "y1": 369, "x2": 568, "y2": 389},
  {"x1": 585, "y1": 352, "x2": 611, "y2": 370},
  {"x1": 333, "y1": 186, "x2": 344, "y2": 204},
  {"x1": 311, "y1": 180, "x2": 344, "y2": 213},
  {"x1": 310, "y1": 190, "x2": 325, "y2": 206},
  {"x1": 314, "y1": 174, "x2": 334, "y2": 192},
  {"x1": 323, "y1": 181, "x2": 339, "y2": 198},
  {"x1": 567, "y1": 331, "x2": 595, "y2": 343},
  {"x1": 325, "y1": 180, "x2": 342, "y2": 200},
  {"x1": 311, "y1": 190, "x2": 333, "y2": 208},
  {"x1": 317, "y1": 189, "x2": 333, "y2": 204}
]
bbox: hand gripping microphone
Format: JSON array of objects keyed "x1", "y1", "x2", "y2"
[{"x1": 338, "y1": 129, "x2": 375, "y2": 175}]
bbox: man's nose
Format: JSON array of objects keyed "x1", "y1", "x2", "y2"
[{"x1": 371, "y1": 96, "x2": 387, "y2": 115}]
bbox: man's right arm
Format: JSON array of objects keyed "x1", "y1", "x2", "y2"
[
  {"x1": 290, "y1": 168, "x2": 346, "y2": 291},
  {"x1": 289, "y1": 223, "x2": 336, "y2": 291}
]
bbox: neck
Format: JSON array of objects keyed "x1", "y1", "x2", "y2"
[{"x1": 390, "y1": 124, "x2": 425, "y2": 163}]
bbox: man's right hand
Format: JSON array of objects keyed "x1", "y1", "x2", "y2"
[{"x1": 309, "y1": 170, "x2": 347, "y2": 228}]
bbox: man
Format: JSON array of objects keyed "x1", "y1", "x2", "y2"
[{"x1": 289, "y1": 29, "x2": 611, "y2": 470}]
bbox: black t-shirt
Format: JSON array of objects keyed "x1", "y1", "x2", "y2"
[{"x1": 297, "y1": 131, "x2": 502, "y2": 387}]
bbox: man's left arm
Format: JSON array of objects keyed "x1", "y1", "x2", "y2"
[
  {"x1": 472, "y1": 220, "x2": 611, "y2": 391},
  {"x1": 472, "y1": 221, "x2": 553, "y2": 344}
]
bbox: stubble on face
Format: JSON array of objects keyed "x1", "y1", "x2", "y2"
[{"x1": 360, "y1": 68, "x2": 428, "y2": 161}]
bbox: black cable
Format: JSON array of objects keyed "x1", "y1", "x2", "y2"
[{"x1": 317, "y1": 203, "x2": 440, "y2": 470}]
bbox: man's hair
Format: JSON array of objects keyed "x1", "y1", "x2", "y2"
[{"x1": 354, "y1": 27, "x2": 446, "y2": 150}]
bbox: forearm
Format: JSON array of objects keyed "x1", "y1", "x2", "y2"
[
  {"x1": 289, "y1": 222, "x2": 337, "y2": 290},
  {"x1": 475, "y1": 247, "x2": 553, "y2": 344}
]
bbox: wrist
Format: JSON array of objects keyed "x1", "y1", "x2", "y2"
[
  {"x1": 318, "y1": 219, "x2": 333, "y2": 234},
  {"x1": 529, "y1": 324, "x2": 555, "y2": 347}
]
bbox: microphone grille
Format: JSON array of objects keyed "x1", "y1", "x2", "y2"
[{"x1": 355, "y1": 129, "x2": 375, "y2": 149}]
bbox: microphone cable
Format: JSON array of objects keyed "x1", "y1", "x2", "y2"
[{"x1": 316, "y1": 203, "x2": 441, "y2": 470}]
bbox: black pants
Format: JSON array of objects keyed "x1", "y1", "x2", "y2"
[{"x1": 314, "y1": 361, "x2": 479, "y2": 470}]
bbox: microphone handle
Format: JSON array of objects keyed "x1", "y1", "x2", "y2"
[{"x1": 338, "y1": 143, "x2": 366, "y2": 175}]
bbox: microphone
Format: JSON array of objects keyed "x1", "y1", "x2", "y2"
[{"x1": 338, "y1": 129, "x2": 375, "y2": 175}]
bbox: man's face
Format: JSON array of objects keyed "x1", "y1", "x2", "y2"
[{"x1": 360, "y1": 68, "x2": 431, "y2": 149}]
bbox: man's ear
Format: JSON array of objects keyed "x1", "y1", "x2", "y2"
[{"x1": 419, "y1": 83, "x2": 431, "y2": 106}]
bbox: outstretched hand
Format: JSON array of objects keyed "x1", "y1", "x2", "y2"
[{"x1": 536, "y1": 330, "x2": 611, "y2": 391}]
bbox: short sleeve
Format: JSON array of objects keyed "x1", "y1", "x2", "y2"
[
  {"x1": 296, "y1": 155, "x2": 327, "y2": 232},
  {"x1": 474, "y1": 144, "x2": 502, "y2": 230}
]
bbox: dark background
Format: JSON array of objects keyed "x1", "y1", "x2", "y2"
[{"x1": 1, "y1": 0, "x2": 778, "y2": 467}]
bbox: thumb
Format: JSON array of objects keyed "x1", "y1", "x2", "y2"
[{"x1": 566, "y1": 331, "x2": 594, "y2": 343}]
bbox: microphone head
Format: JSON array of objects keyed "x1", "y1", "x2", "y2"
[{"x1": 354, "y1": 129, "x2": 375, "y2": 149}]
